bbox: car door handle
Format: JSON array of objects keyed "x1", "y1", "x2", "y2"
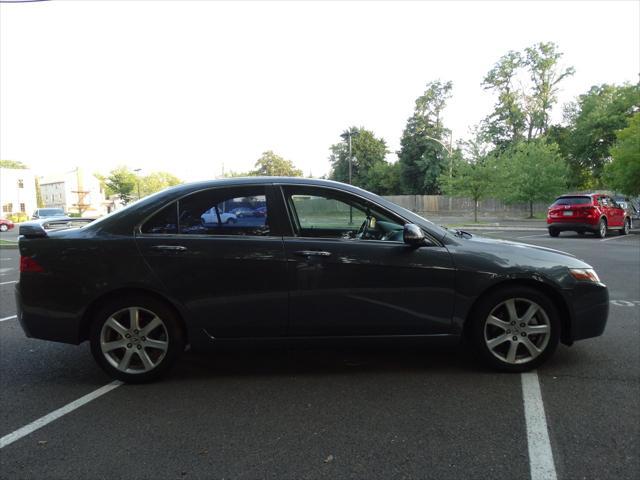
[
  {"x1": 294, "y1": 250, "x2": 331, "y2": 257},
  {"x1": 151, "y1": 245, "x2": 188, "y2": 252}
]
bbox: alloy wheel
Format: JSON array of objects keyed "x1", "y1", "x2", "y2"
[
  {"x1": 624, "y1": 219, "x2": 630, "y2": 235},
  {"x1": 599, "y1": 220, "x2": 607, "y2": 238},
  {"x1": 100, "y1": 307, "x2": 169, "y2": 374},
  {"x1": 483, "y1": 298, "x2": 551, "y2": 365}
]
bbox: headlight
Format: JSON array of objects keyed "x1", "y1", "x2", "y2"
[{"x1": 569, "y1": 268, "x2": 601, "y2": 283}]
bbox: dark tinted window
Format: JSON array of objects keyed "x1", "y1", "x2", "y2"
[
  {"x1": 178, "y1": 187, "x2": 270, "y2": 236},
  {"x1": 552, "y1": 196, "x2": 592, "y2": 206},
  {"x1": 141, "y1": 203, "x2": 178, "y2": 234}
]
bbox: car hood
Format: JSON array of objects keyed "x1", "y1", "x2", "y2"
[{"x1": 447, "y1": 233, "x2": 593, "y2": 272}]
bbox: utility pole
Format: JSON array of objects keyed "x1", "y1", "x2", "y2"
[
  {"x1": 340, "y1": 128, "x2": 359, "y2": 224},
  {"x1": 425, "y1": 133, "x2": 454, "y2": 212}
]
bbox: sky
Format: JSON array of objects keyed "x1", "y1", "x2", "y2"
[{"x1": 1, "y1": 0, "x2": 639, "y2": 182}]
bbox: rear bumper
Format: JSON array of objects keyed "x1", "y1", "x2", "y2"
[
  {"x1": 548, "y1": 222, "x2": 599, "y2": 232},
  {"x1": 566, "y1": 282, "x2": 609, "y2": 342},
  {"x1": 15, "y1": 284, "x2": 83, "y2": 344}
]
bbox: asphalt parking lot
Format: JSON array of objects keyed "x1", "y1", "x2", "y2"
[{"x1": 0, "y1": 228, "x2": 638, "y2": 479}]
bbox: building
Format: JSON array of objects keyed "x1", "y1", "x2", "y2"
[
  {"x1": 40, "y1": 168, "x2": 109, "y2": 217},
  {"x1": 0, "y1": 167, "x2": 37, "y2": 218}
]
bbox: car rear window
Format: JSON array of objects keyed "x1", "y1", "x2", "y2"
[{"x1": 551, "y1": 196, "x2": 592, "y2": 206}]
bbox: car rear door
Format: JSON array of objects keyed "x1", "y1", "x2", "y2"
[
  {"x1": 136, "y1": 185, "x2": 289, "y2": 339},
  {"x1": 278, "y1": 185, "x2": 455, "y2": 337}
]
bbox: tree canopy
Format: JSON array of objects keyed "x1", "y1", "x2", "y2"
[
  {"x1": 604, "y1": 113, "x2": 640, "y2": 196},
  {"x1": 0, "y1": 160, "x2": 28, "y2": 169},
  {"x1": 251, "y1": 151, "x2": 303, "y2": 177},
  {"x1": 397, "y1": 80, "x2": 453, "y2": 194}
]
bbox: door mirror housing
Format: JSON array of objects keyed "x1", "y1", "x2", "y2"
[{"x1": 403, "y1": 223, "x2": 425, "y2": 247}]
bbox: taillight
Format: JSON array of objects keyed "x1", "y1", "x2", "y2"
[{"x1": 20, "y1": 256, "x2": 44, "y2": 273}]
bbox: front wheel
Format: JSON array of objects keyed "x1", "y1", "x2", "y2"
[
  {"x1": 548, "y1": 228, "x2": 559, "y2": 237},
  {"x1": 90, "y1": 296, "x2": 185, "y2": 383},
  {"x1": 620, "y1": 218, "x2": 631, "y2": 235},
  {"x1": 470, "y1": 287, "x2": 560, "y2": 372}
]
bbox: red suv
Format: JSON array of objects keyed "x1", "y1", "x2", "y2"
[{"x1": 547, "y1": 194, "x2": 632, "y2": 238}]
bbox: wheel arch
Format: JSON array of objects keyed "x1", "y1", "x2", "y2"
[
  {"x1": 463, "y1": 279, "x2": 573, "y2": 345},
  {"x1": 79, "y1": 287, "x2": 188, "y2": 343}
]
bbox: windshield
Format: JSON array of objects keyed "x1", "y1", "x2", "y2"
[{"x1": 551, "y1": 196, "x2": 592, "y2": 206}]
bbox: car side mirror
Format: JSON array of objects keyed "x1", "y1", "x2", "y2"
[{"x1": 403, "y1": 223, "x2": 425, "y2": 247}]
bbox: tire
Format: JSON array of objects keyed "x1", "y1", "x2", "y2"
[
  {"x1": 597, "y1": 218, "x2": 607, "y2": 238},
  {"x1": 90, "y1": 295, "x2": 185, "y2": 383},
  {"x1": 470, "y1": 286, "x2": 560, "y2": 372},
  {"x1": 619, "y1": 218, "x2": 630, "y2": 235},
  {"x1": 0, "y1": 224, "x2": 7, "y2": 232},
  {"x1": 226, "y1": 217, "x2": 236, "y2": 224},
  {"x1": 577, "y1": 231, "x2": 585, "y2": 236},
  {"x1": 548, "y1": 228, "x2": 559, "y2": 237}
]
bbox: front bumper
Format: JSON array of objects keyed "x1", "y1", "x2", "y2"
[{"x1": 566, "y1": 282, "x2": 609, "y2": 342}]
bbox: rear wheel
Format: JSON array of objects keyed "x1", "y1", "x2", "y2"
[
  {"x1": 0, "y1": 224, "x2": 7, "y2": 232},
  {"x1": 90, "y1": 295, "x2": 185, "y2": 383},
  {"x1": 597, "y1": 218, "x2": 607, "y2": 238},
  {"x1": 548, "y1": 228, "x2": 559, "y2": 237},
  {"x1": 577, "y1": 231, "x2": 585, "y2": 236},
  {"x1": 470, "y1": 287, "x2": 560, "y2": 372}
]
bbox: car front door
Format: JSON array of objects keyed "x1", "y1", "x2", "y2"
[
  {"x1": 606, "y1": 196, "x2": 625, "y2": 227},
  {"x1": 136, "y1": 185, "x2": 289, "y2": 339},
  {"x1": 279, "y1": 185, "x2": 455, "y2": 337}
]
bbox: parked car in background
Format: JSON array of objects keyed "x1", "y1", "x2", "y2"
[
  {"x1": 0, "y1": 218, "x2": 15, "y2": 232},
  {"x1": 547, "y1": 193, "x2": 632, "y2": 238},
  {"x1": 16, "y1": 178, "x2": 609, "y2": 383},
  {"x1": 613, "y1": 196, "x2": 639, "y2": 225},
  {"x1": 230, "y1": 207, "x2": 256, "y2": 218},
  {"x1": 200, "y1": 208, "x2": 237, "y2": 225},
  {"x1": 32, "y1": 208, "x2": 68, "y2": 220}
]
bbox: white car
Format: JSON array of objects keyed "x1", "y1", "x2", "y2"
[{"x1": 201, "y1": 208, "x2": 237, "y2": 225}]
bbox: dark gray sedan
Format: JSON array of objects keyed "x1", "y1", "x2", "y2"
[{"x1": 16, "y1": 178, "x2": 608, "y2": 383}]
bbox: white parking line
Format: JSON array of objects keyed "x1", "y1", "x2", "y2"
[
  {"x1": 517, "y1": 234, "x2": 550, "y2": 239},
  {"x1": 522, "y1": 371, "x2": 557, "y2": 480},
  {"x1": 0, "y1": 381, "x2": 123, "y2": 449},
  {"x1": 601, "y1": 235, "x2": 632, "y2": 242},
  {"x1": 0, "y1": 280, "x2": 17, "y2": 285},
  {"x1": 0, "y1": 315, "x2": 17, "y2": 322}
]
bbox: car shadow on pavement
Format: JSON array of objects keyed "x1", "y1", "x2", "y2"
[{"x1": 168, "y1": 344, "x2": 488, "y2": 383}]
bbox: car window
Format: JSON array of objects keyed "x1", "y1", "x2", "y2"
[
  {"x1": 284, "y1": 187, "x2": 404, "y2": 240},
  {"x1": 178, "y1": 187, "x2": 270, "y2": 236},
  {"x1": 140, "y1": 203, "x2": 179, "y2": 234},
  {"x1": 551, "y1": 196, "x2": 591, "y2": 206}
]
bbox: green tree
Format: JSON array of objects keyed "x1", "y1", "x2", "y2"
[
  {"x1": 398, "y1": 80, "x2": 453, "y2": 194},
  {"x1": 104, "y1": 166, "x2": 138, "y2": 205},
  {"x1": 604, "y1": 113, "x2": 640, "y2": 196},
  {"x1": 439, "y1": 127, "x2": 494, "y2": 222},
  {"x1": 251, "y1": 151, "x2": 302, "y2": 177},
  {"x1": 563, "y1": 83, "x2": 639, "y2": 187},
  {"x1": 140, "y1": 172, "x2": 182, "y2": 197},
  {"x1": 494, "y1": 140, "x2": 568, "y2": 217},
  {"x1": 482, "y1": 42, "x2": 574, "y2": 147},
  {"x1": 0, "y1": 160, "x2": 28, "y2": 169},
  {"x1": 364, "y1": 161, "x2": 402, "y2": 195},
  {"x1": 523, "y1": 42, "x2": 575, "y2": 139},
  {"x1": 329, "y1": 127, "x2": 389, "y2": 189},
  {"x1": 482, "y1": 51, "x2": 526, "y2": 147}
]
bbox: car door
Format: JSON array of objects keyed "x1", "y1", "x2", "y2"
[
  {"x1": 136, "y1": 185, "x2": 289, "y2": 339},
  {"x1": 606, "y1": 196, "x2": 625, "y2": 227},
  {"x1": 279, "y1": 185, "x2": 455, "y2": 337}
]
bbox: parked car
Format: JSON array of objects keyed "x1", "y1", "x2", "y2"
[
  {"x1": 230, "y1": 207, "x2": 256, "y2": 218},
  {"x1": 17, "y1": 178, "x2": 609, "y2": 383},
  {"x1": 547, "y1": 193, "x2": 632, "y2": 238},
  {"x1": 254, "y1": 206, "x2": 268, "y2": 217},
  {"x1": 200, "y1": 208, "x2": 237, "y2": 225},
  {"x1": 32, "y1": 208, "x2": 68, "y2": 220},
  {"x1": 0, "y1": 218, "x2": 15, "y2": 232},
  {"x1": 613, "y1": 196, "x2": 639, "y2": 225}
]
